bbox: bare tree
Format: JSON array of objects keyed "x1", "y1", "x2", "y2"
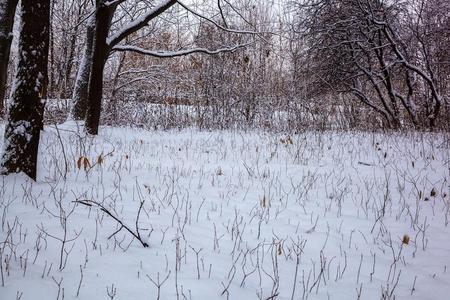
[
  {"x1": 71, "y1": 15, "x2": 96, "y2": 120},
  {"x1": 48, "y1": 0, "x2": 91, "y2": 99},
  {"x1": 404, "y1": 0, "x2": 450, "y2": 128},
  {"x1": 294, "y1": 0, "x2": 447, "y2": 129},
  {"x1": 70, "y1": 0, "x2": 178, "y2": 134},
  {"x1": 70, "y1": 0, "x2": 253, "y2": 134},
  {"x1": 0, "y1": 0, "x2": 50, "y2": 180}
]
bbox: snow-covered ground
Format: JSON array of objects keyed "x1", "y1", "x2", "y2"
[{"x1": 1, "y1": 123, "x2": 449, "y2": 299}]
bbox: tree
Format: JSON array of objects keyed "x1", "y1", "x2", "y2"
[
  {"x1": 48, "y1": 0, "x2": 91, "y2": 99},
  {"x1": 70, "y1": 0, "x2": 178, "y2": 134},
  {"x1": 0, "y1": 0, "x2": 50, "y2": 180},
  {"x1": 70, "y1": 0, "x2": 252, "y2": 135},
  {"x1": 84, "y1": 0, "x2": 119, "y2": 135},
  {"x1": 294, "y1": 0, "x2": 446, "y2": 129},
  {"x1": 0, "y1": 0, "x2": 19, "y2": 116},
  {"x1": 405, "y1": 0, "x2": 450, "y2": 128},
  {"x1": 70, "y1": 16, "x2": 95, "y2": 120}
]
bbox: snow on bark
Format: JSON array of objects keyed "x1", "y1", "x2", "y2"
[
  {"x1": 70, "y1": 15, "x2": 95, "y2": 121},
  {"x1": 0, "y1": 0, "x2": 50, "y2": 180},
  {"x1": 106, "y1": 0, "x2": 176, "y2": 48}
]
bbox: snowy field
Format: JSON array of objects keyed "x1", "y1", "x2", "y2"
[{"x1": 0, "y1": 123, "x2": 449, "y2": 300}]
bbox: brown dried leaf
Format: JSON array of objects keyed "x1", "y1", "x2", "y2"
[
  {"x1": 261, "y1": 195, "x2": 267, "y2": 208},
  {"x1": 97, "y1": 155, "x2": 103, "y2": 166},
  {"x1": 402, "y1": 234, "x2": 410, "y2": 245},
  {"x1": 77, "y1": 156, "x2": 83, "y2": 170},
  {"x1": 83, "y1": 157, "x2": 91, "y2": 170}
]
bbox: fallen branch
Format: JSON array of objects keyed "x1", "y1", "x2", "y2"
[{"x1": 74, "y1": 199, "x2": 149, "y2": 247}]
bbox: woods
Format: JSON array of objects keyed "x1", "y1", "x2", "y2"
[
  {"x1": 296, "y1": 0, "x2": 448, "y2": 129},
  {"x1": 0, "y1": 1, "x2": 449, "y2": 299},
  {"x1": 0, "y1": 0, "x2": 449, "y2": 179}
]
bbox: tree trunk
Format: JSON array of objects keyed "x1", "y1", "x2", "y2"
[
  {"x1": 61, "y1": 26, "x2": 79, "y2": 99},
  {"x1": 106, "y1": 51, "x2": 126, "y2": 121},
  {"x1": 85, "y1": 2, "x2": 110, "y2": 135},
  {"x1": 0, "y1": 0, "x2": 19, "y2": 116},
  {"x1": 0, "y1": 0, "x2": 50, "y2": 180},
  {"x1": 70, "y1": 16, "x2": 95, "y2": 120}
]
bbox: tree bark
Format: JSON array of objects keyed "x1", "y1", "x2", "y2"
[
  {"x1": 85, "y1": 2, "x2": 111, "y2": 135},
  {"x1": 0, "y1": 0, "x2": 19, "y2": 116},
  {"x1": 0, "y1": 0, "x2": 50, "y2": 180},
  {"x1": 70, "y1": 16, "x2": 95, "y2": 120}
]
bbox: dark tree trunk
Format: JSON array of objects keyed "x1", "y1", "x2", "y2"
[
  {"x1": 61, "y1": 27, "x2": 78, "y2": 99},
  {"x1": 0, "y1": 0, "x2": 50, "y2": 180},
  {"x1": 79, "y1": 0, "x2": 175, "y2": 134},
  {"x1": 70, "y1": 17, "x2": 95, "y2": 120},
  {"x1": 85, "y1": 2, "x2": 111, "y2": 135},
  {"x1": 0, "y1": 0, "x2": 19, "y2": 116}
]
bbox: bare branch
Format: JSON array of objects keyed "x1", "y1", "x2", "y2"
[
  {"x1": 112, "y1": 43, "x2": 250, "y2": 58},
  {"x1": 177, "y1": 0, "x2": 269, "y2": 37},
  {"x1": 107, "y1": 0, "x2": 177, "y2": 48}
]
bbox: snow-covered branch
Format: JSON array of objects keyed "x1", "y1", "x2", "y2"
[
  {"x1": 107, "y1": 0, "x2": 177, "y2": 48},
  {"x1": 112, "y1": 43, "x2": 250, "y2": 58},
  {"x1": 104, "y1": 0, "x2": 127, "y2": 7}
]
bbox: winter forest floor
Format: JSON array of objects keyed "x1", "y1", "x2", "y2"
[{"x1": 0, "y1": 123, "x2": 449, "y2": 300}]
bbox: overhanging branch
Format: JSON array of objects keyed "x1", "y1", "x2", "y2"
[
  {"x1": 107, "y1": 0, "x2": 177, "y2": 49},
  {"x1": 112, "y1": 43, "x2": 250, "y2": 58},
  {"x1": 104, "y1": 0, "x2": 127, "y2": 7}
]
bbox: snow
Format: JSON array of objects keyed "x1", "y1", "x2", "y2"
[
  {"x1": 112, "y1": 43, "x2": 249, "y2": 58},
  {"x1": 106, "y1": 0, "x2": 176, "y2": 47},
  {"x1": 11, "y1": 120, "x2": 30, "y2": 136},
  {"x1": 0, "y1": 123, "x2": 449, "y2": 299}
]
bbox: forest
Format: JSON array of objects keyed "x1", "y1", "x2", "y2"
[{"x1": 0, "y1": 0, "x2": 449, "y2": 299}]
